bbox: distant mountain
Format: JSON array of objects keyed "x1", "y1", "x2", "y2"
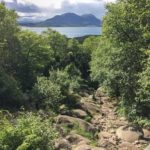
[{"x1": 20, "y1": 13, "x2": 101, "y2": 27}]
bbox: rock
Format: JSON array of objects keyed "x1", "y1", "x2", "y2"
[
  {"x1": 143, "y1": 129, "x2": 150, "y2": 138},
  {"x1": 71, "y1": 109, "x2": 88, "y2": 119},
  {"x1": 92, "y1": 148, "x2": 106, "y2": 150},
  {"x1": 100, "y1": 96, "x2": 109, "y2": 102},
  {"x1": 144, "y1": 144, "x2": 150, "y2": 150},
  {"x1": 80, "y1": 98, "x2": 101, "y2": 115},
  {"x1": 89, "y1": 95, "x2": 94, "y2": 100},
  {"x1": 136, "y1": 140, "x2": 148, "y2": 144},
  {"x1": 74, "y1": 143, "x2": 105, "y2": 150},
  {"x1": 56, "y1": 115, "x2": 97, "y2": 133},
  {"x1": 97, "y1": 139, "x2": 117, "y2": 150},
  {"x1": 91, "y1": 114, "x2": 103, "y2": 127},
  {"x1": 110, "y1": 129, "x2": 116, "y2": 134},
  {"x1": 116, "y1": 125, "x2": 144, "y2": 143},
  {"x1": 60, "y1": 104, "x2": 70, "y2": 115},
  {"x1": 119, "y1": 142, "x2": 139, "y2": 150},
  {"x1": 55, "y1": 138, "x2": 71, "y2": 150},
  {"x1": 66, "y1": 133, "x2": 90, "y2": 145},
  {"x1": 74, "y1": 144, "x2": 92, "y2": 150},
  {"x1": 95, "y1": 87, "x2": 106, "y2": 98},
  {"x1": 98, "y1": 131, "x2": 112, "y2": 139}
]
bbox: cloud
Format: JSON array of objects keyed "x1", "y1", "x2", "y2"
[
  {"x1": 0, "y1": 0, "x2": 116, "y2": 21},
  {"x1": 56, "y1": 0, "x2": 105, "y2": 18},
  {"x1": 3, "y1": 0, "x2": 41, "y2": 13}
]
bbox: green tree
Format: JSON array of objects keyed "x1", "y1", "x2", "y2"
[
  {"x1": 83, "y1": 36, "x2": 100, "y2": 54},
  {"x1": 17, "y1": 30, "x2": 53, "y2": 90},
  {"x1": 67, "y1": 39, "x2": 91, "y2": 79},
  {"x1": 0, "y1": 3, "x2": 20, "y2": 73},
  {"x1": 42, "y1": 29, "x2": 68, "y2": 70},
  {"x1": 91, "y1": 0, "x2": 150, "y2": 118},
  {"x1": 0, "y1": 3, "x2": 24, "y2": 108}
]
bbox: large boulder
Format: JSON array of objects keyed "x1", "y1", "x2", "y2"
[
  {"x1": 92, "y1": 148, "x2": 106, "y2": 150},
  {"x1": 74, "y1": 144, "x2": 92, "y2": 150},
  {"x1": 71, "y1": 109, "x2": 88, "y2": 119},
  {"x1": 56, "y1": 115, "x2": 97, "y2": 133},
  {"x1": 116, "y1": 125, "x2": 144, "y2": 143},
  {"x1": 55, "y1": 138, "x2": 71, "y2": 150},
  {"x1": 119, "y1": 142, "x2": 139, "y2": 150},
  {"x1": 144, "y1": 144, "x2": 150, "y2": 150},
  {"x1": 73, "y1": 145, "x2": 105, "y2": 150},
  {"x1": 79, "y1": 98, "x2": 101, "y2": 115}
]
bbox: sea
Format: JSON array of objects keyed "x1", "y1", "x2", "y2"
[{"x1": 21, "y1": 26, "x2": 101, "y2": 38}]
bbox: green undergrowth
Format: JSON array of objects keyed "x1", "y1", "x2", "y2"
[
  {"x1": 84, "y1": 115, "x2": 92, "y2": 122},
  {"x1": 133, "y1": 117, "x2": 150, "y2": 128},
  {"x1": 0, "y1": 110, "x2": 58, "y2": 150},
  {"x1": 116, "y1": 102, "x2": 150, "y2": 128},
  {"x1": 74, "y1": 125, "x2": 98, "y2": 146}
]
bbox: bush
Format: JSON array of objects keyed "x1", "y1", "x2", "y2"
[
  {"x1": 48, "y1": 64, "x2": 81, "y2": 94},
  {"x1": 32, "y1": 65, "x2": 82, "y2": 111},
  {"x1": 32, "y1": 77, "x2": 63, "y2": 111},
  {"x1": 0, "y1": 111, "x2": 58, "y2": 150}
]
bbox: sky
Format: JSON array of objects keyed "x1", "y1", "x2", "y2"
[{"x1": 0, "y1": 0, "x2": 116, "y2": 22}]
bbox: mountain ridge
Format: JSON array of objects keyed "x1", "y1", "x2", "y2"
[{"x1": 20, "y1": 13, "x2": 101, "y2": 27}]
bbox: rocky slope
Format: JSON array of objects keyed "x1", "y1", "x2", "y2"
[{"x1": 54, "y1": 88, "x2": 150, "y2": 150}]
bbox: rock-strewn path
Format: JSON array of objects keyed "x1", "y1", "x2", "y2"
[{"x1": 55, "y1": 88, "x2": 150, "y2": 150}]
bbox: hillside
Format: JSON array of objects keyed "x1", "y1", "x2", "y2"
[{"x1": 20, "y1": 13, "x2": 101, "y2": 27}]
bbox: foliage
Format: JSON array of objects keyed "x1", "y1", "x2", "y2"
[
  {"x1": 0, "y1": 69, "x2": 23, "y2": 108},
  {"x1": 0, "y1": 3, "x2": 20, "y2": 74},
  {"x1": 32, "y1": 76, "x2": 63, "y2": 111},
  {"x1": 134, "y1": 117, "x2": 150, "y2": 128},
  {"x1": 43, "y1": 30, "x2": 92, "y2": 80},
  {"x1": 136, "y1": 50, "x2": 150, "y2": 117},
  {"x1": 0, "y1": 111, "x2": 58, "y2": 150},
  {"x1": 48, "y1": 64, "x2": 82, "y2": 94},
  {"x1": 83, "y1": 36, "x2": 100, "y2": 54},
  {"x1": 17, "y1": 30, "x2": 53, "y2": 90},
  {"x1": 42, "y1": 29, "x2": 68, "y2": 70},
  {"x1": 90, "y1": 37, "x2": 120, "y2": 96},
  {"x1": 91, "y1": 0, "x2": 150, "y2": 120},
  {"x1": 0, "y1": 3, "x2": 93, "y2": 111},
  {"x1": 32, "y1": 65, "x2": 82, "y2": 111},
  {"x1": 67, "y1": 38, "x2": 91, "y2": 79}
]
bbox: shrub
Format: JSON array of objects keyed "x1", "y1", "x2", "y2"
[
  {"x1": 32, "y1": 77, "x2": 63, "y2": 111},
  {"x1": 0, "y1": 111, "x2": 58, "y2": 150},
  {"x1": 32, "y1": 65, "x2": 82, "y2": 111},
  {"x1": 48, "y1": 64, "x2": 81, "y2": 94}
]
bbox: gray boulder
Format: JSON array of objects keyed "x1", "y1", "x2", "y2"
[{"x1": 116, "y1": 125, "x2": 144, "y2": 143}]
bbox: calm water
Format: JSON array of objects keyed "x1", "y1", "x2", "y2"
[{"x1": 21, "y1": 26, "x2": 101, "y2": 38}]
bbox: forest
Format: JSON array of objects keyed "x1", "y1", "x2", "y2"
[{"x1": 0, "y1": 0, "x2": 150, "y2": 150}]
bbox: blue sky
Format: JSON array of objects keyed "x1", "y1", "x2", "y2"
[{"x1": 1, "y1": 0, "x2": 116, "y2": 22}]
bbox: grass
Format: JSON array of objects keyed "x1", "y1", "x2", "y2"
[{"x1": 73, "y1": 124, "x2": 98, "y2": 146}]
